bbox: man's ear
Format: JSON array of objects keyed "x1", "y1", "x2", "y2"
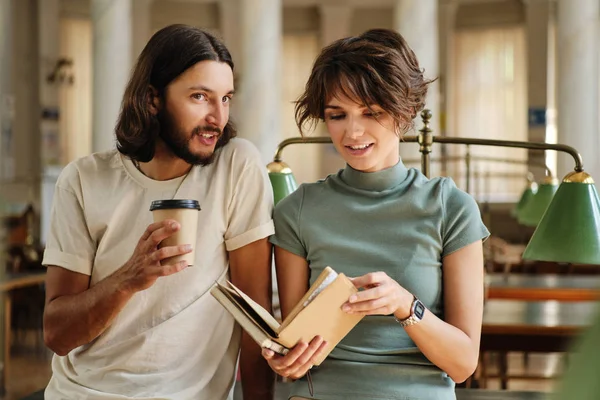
[{"x1": 147, "y1": 85, "x2": 161, "y2": 115}]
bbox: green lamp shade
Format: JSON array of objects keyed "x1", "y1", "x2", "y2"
[
  {"x1": 269, "y1": 172, "x2": 298, "y2": 206},
  {"x1": 512, "y1": 185, "x2": 537, "y2": 218},
  {"x1": 523, "y1": 180, "x2": 600, "y2": 264},
  {"x1": 517, "y1": 182, "x2": 558, "y2": 227}
]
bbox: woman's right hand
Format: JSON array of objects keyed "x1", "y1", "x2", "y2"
[{"x1": 262, "y1": 336, "x2": 328, "y2": 379}]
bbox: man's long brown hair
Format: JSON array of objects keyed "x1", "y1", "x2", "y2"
[{"x1": 115, "y1": 24, "x2": 237, "y2": 162}]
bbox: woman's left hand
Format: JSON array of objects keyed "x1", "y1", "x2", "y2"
[{"x1": 342, "y1": 272, "x2": 414, "y2": 319}]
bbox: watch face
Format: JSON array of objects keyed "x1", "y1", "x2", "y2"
[{"x1": 414, "y1": 300, "x2": 426, "y2": 319}]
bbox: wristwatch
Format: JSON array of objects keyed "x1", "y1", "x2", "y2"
[{"x1": 394, "y1": 295, "x2": 426, "y2": 327}]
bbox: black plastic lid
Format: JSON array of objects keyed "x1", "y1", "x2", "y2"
[{"x1": 149, "y1": 199, "x2": 201, "y2": 211}]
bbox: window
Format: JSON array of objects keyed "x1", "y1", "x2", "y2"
[{"x1": 450, "y1": 26, "x2": 527, "y2": 202}]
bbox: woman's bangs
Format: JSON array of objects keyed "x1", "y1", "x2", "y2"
[{"x1": 323, "y1": 67, "x2": 379, "y2": 108}]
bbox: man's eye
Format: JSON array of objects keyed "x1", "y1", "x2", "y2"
[
  {"x1": 192, "y1": 93, "x2": 206, "y2": 101},
  {"x1": 365, "y1": 112, "x2": 381, "y2": 118},
  {"x1": 328, "y1": 114, "x2": 345, "y2": 120},
  {"x1": 222, "y1": 96, "x2": 232, "y2": 104}
]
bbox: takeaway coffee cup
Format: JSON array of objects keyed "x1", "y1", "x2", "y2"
[{"x1": 149, "y1": 199, "x2": 201, "y2": 266}]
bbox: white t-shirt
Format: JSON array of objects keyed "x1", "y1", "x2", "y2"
[{"x1": 42, "y1": 138, "x2": 275, "y2": 400}]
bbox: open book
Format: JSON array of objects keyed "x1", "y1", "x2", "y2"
[{"x1": 210, "y1": 266, "x2": 364, "y2": 365}]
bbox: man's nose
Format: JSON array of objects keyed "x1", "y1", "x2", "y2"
[{"x1": 206, "y1": 102, "x2": 226, "y2": 127}]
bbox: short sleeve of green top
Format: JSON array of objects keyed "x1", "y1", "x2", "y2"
[{"x1": 270, "y1": 161, "x2": 489, "y2": 400}]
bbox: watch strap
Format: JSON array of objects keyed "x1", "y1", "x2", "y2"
[{"x1": 394, "y1": 296, "x2": 424, "y2": 327}]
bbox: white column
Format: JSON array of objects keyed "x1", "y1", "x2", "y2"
[
  {"x1": 236, "y1": 0, "x2": 281, "y2": 164},
  {"x1": 219, "y1": 0, "x2": 242, "y2": 127},
  {"x1": 0, "y1": 2, "x2": 13, "y2": 193},
  {"x1": 38, "y1": 0, "x2": 61, "y2": 245},
  {"x1": 235, "y1": 0, "x2": 282, "y2": 321},
  {"x1": 38, "y1": 0, "x2": 61, "y2": 167},
  {"x1": 132, "y1": 0, "x2": 152, "y2": 61},
  {"x1": 394, "y1": 0, "x2": 440, "y2": 176},
  {"x1": 556, "y1": 0, "x2": 600, "y2": 181},
  {"x1": 525, "y1": 0, "x2": 552, "y2": 180},
  {"x1": 0, "y1": 0, "x2": 14, "y2": 183},
  {"x1": 0, "y1": 0, "x2": 13, "y2": 386},
  {"x1": 219, "y1": 0, "x2": 242, "y2": 70},
  {"x1": 438, "y1": 0, "x2": 458, "y2": 176},
  {"x1": 318, "y1": 4, "x2": 352, "y2": 177},
  {"x1": 91, "y1": 0, "x2": 132, "y2": 153}
]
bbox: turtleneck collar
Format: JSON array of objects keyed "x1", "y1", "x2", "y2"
[{"x1": 340, "y1": 160, "x2": 409, "y2": 192}]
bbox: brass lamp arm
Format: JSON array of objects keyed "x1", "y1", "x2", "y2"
[
  {"x1": 404, "y1": 134, "x2": 584, "y2": 173},
  {"x1": 273, "y1": 137, "x2": 333, "y2": 162}
]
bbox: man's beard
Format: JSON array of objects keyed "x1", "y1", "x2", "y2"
[{"x1": 157, "y1": 109, "x2": 223, "y2": 166}]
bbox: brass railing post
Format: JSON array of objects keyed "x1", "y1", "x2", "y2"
[{"x1": 418, "y1": 110, "x2": 433, "y2": 178}]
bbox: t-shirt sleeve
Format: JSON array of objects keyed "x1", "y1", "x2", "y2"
[
  {"x1": 224, "y1": 145, "x2": 275, "y2": 251},
  {"x1": 42, "y1": 166, "x2": 96, "y2": 275},
  {"x1": 442, "y1": 178, "x2": 490, "y2": 258},
  {"x1": 269, "y1": 186, "x2": 307, "y2": 258}
]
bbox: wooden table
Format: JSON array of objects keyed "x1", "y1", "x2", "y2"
[
  {"x1": 0, "y1": 272, "x2": 46, "y2": 394},
  {"x1": 480, "y1": 299, "x2": 598, "y2": 389},
  {"x1": 482, "y1": 300, "x2": 597, "y2": 350},
  {"x1": 486, "y1": 274, "x2": 600, "y2": 301},
  {"x1": 0, "y1": 273, "x2": 46, "y2": 292}
]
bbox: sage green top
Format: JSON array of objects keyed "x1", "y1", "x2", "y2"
[{"x1": 270, "y1": 160, "x2": 489, "y2": 400}]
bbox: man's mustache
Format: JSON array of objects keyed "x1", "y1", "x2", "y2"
[{"x1": 192, "y1": 126, "x2": 222, "y2": 136}]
